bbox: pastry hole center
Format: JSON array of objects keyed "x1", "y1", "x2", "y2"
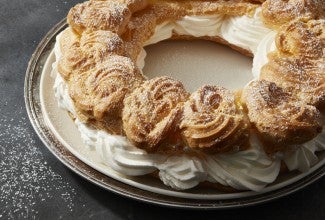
[{"x1": 143, "y1": 40, "x2": 253, "y2": 92}]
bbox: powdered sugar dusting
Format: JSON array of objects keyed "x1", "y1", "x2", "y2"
[{"x1": 0, "y1": 105, "x2": 76, "y2": 219}]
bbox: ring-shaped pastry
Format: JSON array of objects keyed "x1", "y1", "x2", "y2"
[{"x1": 51, "y1": 0, "x2": 325, "y2": 191}]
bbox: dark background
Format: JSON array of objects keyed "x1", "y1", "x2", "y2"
[{"x1": 0, "y1": 0, "x2": 324, "y2": 219}]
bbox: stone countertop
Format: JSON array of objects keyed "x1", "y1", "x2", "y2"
[{"x1": 0, "y1": 0, "x2": 324, "y2": 219}]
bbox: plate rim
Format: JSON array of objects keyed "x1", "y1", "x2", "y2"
[{"x1": 24, "y1": 18, "x2": 325, "y2": 209}]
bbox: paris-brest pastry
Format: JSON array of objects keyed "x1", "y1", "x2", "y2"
[{"x1": 52, "y1": 0, "x2": 325, "y2": 191}]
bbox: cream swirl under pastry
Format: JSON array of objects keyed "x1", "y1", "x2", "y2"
[
  {"x1": 76, "y1": 115, "x2": 281, "y2": 191},
  {"x1": 144, "y1": 21, "x2": 175, "y2": 46},
  {"x1": 283, "y1": 126, "x2": 325, "y2": 172},
  {"x1": 143, "y1": 7, "x2": 273, "y2": 56},
  {"x1": 221, "y1": 8, "x2": 272, "y2": 54},
  {"x1": 174, "y1": 14, "x2": 225, "y2": 37},
  {"x1": 252, "y1": 31, "x2": 276, "y2": 78}
]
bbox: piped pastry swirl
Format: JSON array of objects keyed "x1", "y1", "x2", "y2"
[
  {"x1": 122, "y1": 76, "x2": 189, "y2": 152},
  {"x1": 260, "y1": 54, "x2": 325, "y2": 107},
  {"x1": 180, "y1": 85, "x2": 249, "y2": 153},
  {"x1": 261, "y1": 0, "x2": 325, "y2": 29},
  {"x1": 67, "y1": 0, "x2": 148, "y2": 35},
  {"x1": 69, "y1": 55, "x2": 144, "y2": 134},
  {"x1": 242, "y1": 80, "x2": 321, "y2": 154},
  {"x1": 275, "y1": 19, "x2": 325, "y2": 59}
]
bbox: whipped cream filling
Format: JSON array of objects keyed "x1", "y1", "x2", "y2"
[
  {"x1": 144, "y1": 22, "x2": 175, "y2": 46},
  {"x1": 283, "y1": 127, "x2": 325, "y2": 172},
  {"x1": 220, "y1": 8, "x2": 272, "y2": 54},
  {"x1": 143, "y1": 8, "x2": 271, "y2": 55},
  {"x1": 252, "y1": 31, "x2": 277, "y2": 78},
  {"x1": 136, "y1": 48, "x2": 147, "y2": 70},
  {"x1": 174, "y1": 14, "x2": 225, "y2": 37},
  {"x1": 139, "y1": 7, "x2": 276, "y2": 78},
  {"x1": 52, "y1": 6, "x2": 325, "y2": 191}
]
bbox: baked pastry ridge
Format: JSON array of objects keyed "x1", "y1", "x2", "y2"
[
  {"x1": 180, "y1": 85, "x2": 250, "y2": 153},
  {"x1": 261, "y1": 0, "x2": 325, "y2": 29},
  {"x1": 241, "y1": 80, "x2": 321, "y2": 154},
  {"x1": 122, "y1": 76, "x2": 189, "y2": 152}
]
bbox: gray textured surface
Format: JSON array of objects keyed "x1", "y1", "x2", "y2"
[{"x1": 0, "y1": 0, "x2": 324, "y2": 219}]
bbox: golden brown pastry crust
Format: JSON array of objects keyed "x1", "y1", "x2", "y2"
[
  {"x1": 180, "y1": 85, "x2": 249, "y2": 153},
  {"x1": 80, "y1": 30, "x2": 126, "y2": 59},
  {"x1": 260, "y1": 54, "x2": 325, "y2": 107},
  {"x1": 275, "y1": 19, "x2": 325, "y2": 59},
  {"x1": 57, "y1": 28, "x2": 88, "y2": 80},
  {"x1": 260, "y1": 18, "x2": 325, "y2": 108},
  {"x1": 58, "y1": 28, "x2": 127, "y2": 80},
  {"x1": 119, "y1": 0, "x2": 149, "y2": 13},
  {"x1": 261, "y1": 0, "x2": 325, "y2": 29},
  {"x1": 57, "y1": 27, "x2": 146, "y2": 134},
  {"x1": 168, "y1": 0, "x2": 259, "y2": 16},
  {"x1": 67, "y1": 0, "x2": 143, "y2": 35},
  {"x1": 122, "y1": 76, "x2": 189, "y2": 152},
  {"x1": 121, "y1": 7, "x2": 157, "y2": 61},
  {"x1": 241, "y1": 80, "x2": 321, "y2": 153},
  {"x1": 58, "y1": 28, "x2": 79, "y2": 56},
  {"x1": 69, "y1": 55, "x2": 144, "y2": 134}
]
